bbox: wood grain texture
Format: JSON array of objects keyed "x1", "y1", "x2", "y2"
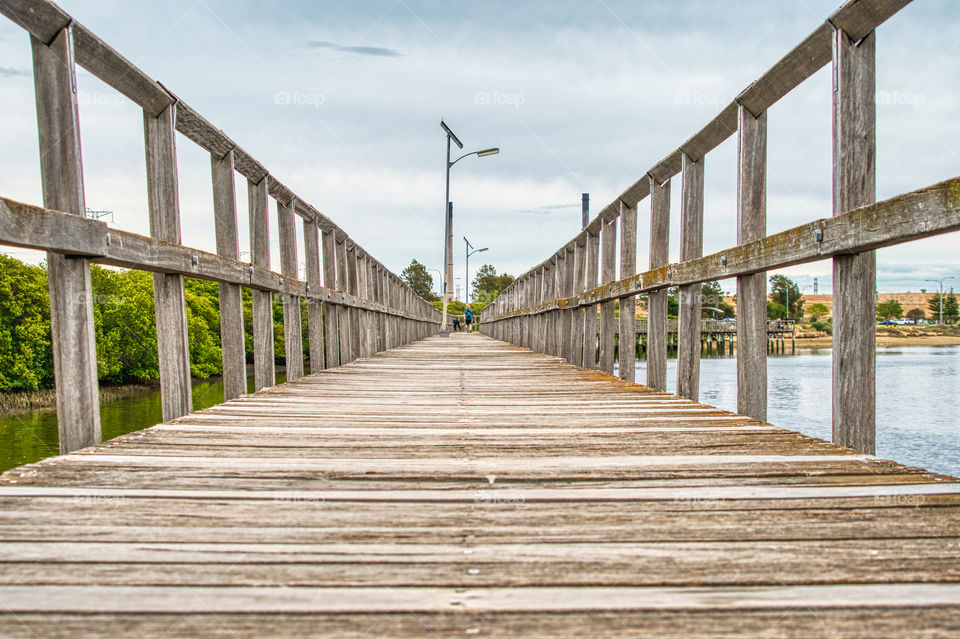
[
  {"x1": 618, "y1": 201, "x2": 637, "y2": 382},
  {"x1": 647, "y1": 176, "x2": 670, "y2": 391},
  {"x1": 736, "y1": 105, "x2": 767, "y2": 421},
  {"x1": 599, "y1": 217, "x2": 618, "y2": 374},
  {"x1": 302, "y1": 217, "x2": 325, "y2": 373},
  {"x1": 30, "y1": 27, "x2": 101, "y2": 454},
  {"x1": 321, "y1": 228, "x2": 341, "y2": 368},
  {"x1": 277, "y1": 200, "x2": 304, "y2": 380},
  {"x1": 211, "y1": 149, "x2": 246, "y2": 401},
  {"x1": 677, "y1": 153, "x2": 704, "y2": 401},
  {"x1": 144, "y1": 103, "x2": 192, "y2": 421},
  {"x1": 583, "y1": 231, "x2": 600, "y2": 369},
  {"x1": 832, "y1": 28, "x2": 877, "y2": 454},
  {"x1": 247, "y1": 177, "x2": 275, "y2": 391},
  {"x1": 1, "y1": 333, "x2": 957, "y2": 636},
  {"x1": 482, "y1": 176, "x2": 960, "y2": 322}
]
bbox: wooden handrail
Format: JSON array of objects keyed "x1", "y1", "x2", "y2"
[
  {"x1": 480, "y1": 0, "x2": 954, "y2": 457},
  {"x1": 0, "y1": 0, "x2": 441, "y2": 453}
]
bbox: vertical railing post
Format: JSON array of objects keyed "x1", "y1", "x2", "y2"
[
  {"x1": 618, "y1": 201, "x2": 637, "y2": 382},
  {"x1": 302, "y1": 216, "x2": 325, "y2": 374},
  {"x1": 211, "y1": 149, "x2": 246, "y2": 400},
  {"x1": 534, "y1": 267, "x2": 545, "y2": 353},
  {"x1": 335, "y1": 234, "x2": 353, "y2": 363},
  {"x1": 248, "y1": 176, "x2": 275, "y2": 390},
  {"x1": 647, "y1": 176, "x2": 670, "y2": 391},
  {"x1": 736, "y1": 104, "x2": 768, "y2": 420},
  {"x1": 583, "y1": 230, "x2": 600, "y2": 369},
  {"x1": 321, "y1": 226, "x2": 340, "y2": 368},
  {"x1": 571, "y1": 238, "x2": 587, "y2": 367},
  {"x1": 346, "y1": 242, "x2": 362, "y2": 359},
  {"x1": 145, "y1": 103, "x2": 193, "y2": 418},
  {"x1": 678, "y1": 153, "x2": 705, "y2": 400},
  {"x1": 554, "y1": 252, "x2": 565, "y2": 358},
  {"x1": 30, "y1": 27, "x2": 101, "y2": 452},
  {"x1": 599, "y1": 216, "x2": 618, "y2": 374},
  {"x1": 832, "y1": 26, "x2": 877, "y2": 453},
  {"x1": 562, "y1": 246, "x2": 576, "y2": 363},
  {"x1": 277, "y1": 199, "x2": 303, "y2": 380}
]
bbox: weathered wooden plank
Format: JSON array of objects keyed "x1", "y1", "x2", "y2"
[
  {"x1": 677, "y1": 153, "x2": 704, "y2": 401},
  {"x1": 830, "y1": 0, "x2": 911, "y2": 42},
  {"x1": 2, "y1": 583, "x2": 960, "y2": 614},
  {"x1": 30, "y1": 27, "x2": 101, "y2": 454},
  {"x1": 335, "y1": 235, "x2": 354, "y2": 363},
  {"x1": 735, "y1": 105, "x2": 767, "y2": 421},
  {"x1": 144, "y1": 103, "x2": 192, "y2": 421},
  {"x1": 647, "y1": 176, "x2": 670, "y2": 391},
  {"x1": 277, "y1": 199, "x2": 304, "y2": 380},
  {"x1": 248, "y1": 176, "x2": 275, "y2": 390},
  {"x1": 832, "y1": 28, "x2": 877, "y2": 454},
  {"x1": 321, "y1": 229, "x2": 341, "y2": 367},
  {"x1": 583, "y1": 231, "x2": 600, "y2": 369},
  {"x1": 71, "y1": 23, "x2": 172, "y2": 117},
  {"x1": 302, "y1": 218, "x2": 325, "y2": 373},
  {"x1": 211, "y1": 149, "x2": 247, "y2": 401},
  {"x1": 598, "y1": 218, "x2": 618, "y2": 374},
  {"x1": 483, "y1": 176, "x2": 960, "y2": 320},
  {"x1": 570, "y1": 238, "x2": 586, "y2": 366},
  {"x1": 736, "y1": 24, "x2": 833, "y2": 117},
  {"x1": 618, "y1": 201, "x2": 637, "y2": 382}
]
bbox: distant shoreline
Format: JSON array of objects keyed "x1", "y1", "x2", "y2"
[{"x1": 796, "y1": 335, "x2": 960, "y2": 349}]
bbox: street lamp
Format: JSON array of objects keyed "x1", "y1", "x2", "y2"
[
  {"x1": 925, "y1": 276, "x2": 955, "y2": 325},
  {"x1": 427, "y1": 267, "x2": 444, "y2": 299},
  {"x1": 464, "y1": 237, "x2": 488, "y2": 303},
  {"x1": 440, "y1": 120, "x2": 499, "y2": 333}
]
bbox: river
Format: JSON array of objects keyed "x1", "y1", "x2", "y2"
[{"x1": 1, "y1": 346, "x2": 958, "y2": 477}]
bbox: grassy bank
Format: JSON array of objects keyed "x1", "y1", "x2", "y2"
[{"x1": 0, "y1": 382, "x2": 161, "y2": 416}]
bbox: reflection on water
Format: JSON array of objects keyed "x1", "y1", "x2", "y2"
[
  {"x1": 0, "y1": 373, "x2": 284, "y2": 473},
  {"x1": 2, "y1": 348, "x2": 959, "y2": 478},
  {"x1": 636, "y1": 345, "x2": 960, "y2": 478}
]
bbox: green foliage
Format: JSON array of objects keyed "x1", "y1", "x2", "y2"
[
  {"x1": 876, "y1": 299, "x2": 904, "y2": 321},
  {"x1": 0, "y1": 255, "x2": 53, "y2": 391},
  {"x1": 805, "y1": 302, "x2": 829, "y2": 321},
  {"x1": 767, "y1": 301, "x2": 787, "y2": 320},
  {"x1": 0, "y1": 256, "x2": 317, "y2": 391},
  {"x1": 184, "y1": 278, "x2": 222, "y2": 378},
  {"x1": 91, "y1": 267, "x2": 158, "y2": 384},
  {"x1": 769, "y1": 275, "x2": 803, "y2": 319},
  {"x1": 811, "y1": 319, "x2": 832, "y2": 334},
  {"x1": 471, "y1": 264, "x2": 515, "y2": 302},
  {"x1": 701, "y1": 281, "x2": 735, "y2": 318},
  {"x1": 906, "y1": 307, "x2": 926, "y2": 323},
  {"x1": 401, "y1": 259, "x2": 438, "y2": 302},
  {"x1": 928, "y1": 290, "x2": 959, "y2": 323},
  {"x1": 666, "y1": 282, "x2": 733, "y2": 319}
]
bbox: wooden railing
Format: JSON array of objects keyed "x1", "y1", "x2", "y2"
[
  {"x1": 0, "y1": 0, "x2": 441, "y2": 454},
  {"x1": 481, "y1": 0, "x2": 960, "y2": 454}
]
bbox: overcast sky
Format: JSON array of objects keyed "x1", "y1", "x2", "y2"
[{"x1": 1, "y1": 0, "x2": 958, "y2": 297}]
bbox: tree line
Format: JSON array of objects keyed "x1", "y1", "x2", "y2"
[{"x1": 0, "y1": 255, "x2": 301, "y2": 392}]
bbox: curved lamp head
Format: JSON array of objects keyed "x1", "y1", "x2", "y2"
[{"x1": 476, "y1": 148, "x2": 500, "y2": 157}]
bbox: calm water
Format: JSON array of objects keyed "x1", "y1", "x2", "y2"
[
  {"x1": 2, "y1": 348, "x2": 958, "y2": 477},
  {"x1": 634, "y1": 345, "x2": 960, "y2": 477},
  {"x1": 0, "y1": 373, "x2": 284, "y2": 473}
]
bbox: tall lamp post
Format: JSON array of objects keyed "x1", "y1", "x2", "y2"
[
  {"x1": 440, "y1": 120, "x2": 499, "y2": 333},
  {"x1": 925, "y1": 276, "x2": 955, "y2": 325},
  {"x1": 464, "y1": 237, "x2": 488, "y2": 303}
]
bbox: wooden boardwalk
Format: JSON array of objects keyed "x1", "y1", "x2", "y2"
[{"x1": 2, "y1": 334, "x2": 960, "y2": 637}]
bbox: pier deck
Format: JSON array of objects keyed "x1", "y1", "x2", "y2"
[{"x1": 2, "y1": 334, "x2": 959, "y2": 636}]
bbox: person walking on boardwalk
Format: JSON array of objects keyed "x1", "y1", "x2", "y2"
[{"x1": 464, "y1": 304, "x2": 475, "y2": 332}]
